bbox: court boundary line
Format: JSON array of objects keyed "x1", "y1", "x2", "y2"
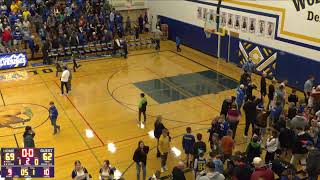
[
  {"x1": 13, "y1": 134, "x2": 19, "y2": 148},
  {"x1": 0, "y1": 90, "x2": 5, "y2": 106},
  {"x1": 53, "y1": 81, "x2": 105, "y2": 146},
  {"x1": 38, "y1": 75, "x2": 103, "y2": 166}
]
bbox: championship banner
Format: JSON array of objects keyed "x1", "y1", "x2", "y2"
[{"x1": 0, "y1": 52, "x2": 28, "y2": 70}]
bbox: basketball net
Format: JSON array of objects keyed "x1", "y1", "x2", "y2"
[{"x1": 204, "y1": 12, "x2": 222, "y2": 38}]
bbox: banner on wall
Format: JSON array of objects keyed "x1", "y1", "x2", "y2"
[
  {"x1": 238, "y1": 41, "x2": 277, "y2": 76},
  {"x1": 0, "y1": 52, "x2": 28, "y2": 70}
]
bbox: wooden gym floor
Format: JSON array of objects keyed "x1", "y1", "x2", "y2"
[{"x1": 0, "y1": 40, "x2": 301, "y2": 180}]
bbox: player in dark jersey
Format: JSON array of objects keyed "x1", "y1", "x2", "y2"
[
  {"x1": 193, "y1": 152, "x2": 206, "y2": 178},
  {"x1": 182, "y1": 127, "x2": 195, "y2": 167}
]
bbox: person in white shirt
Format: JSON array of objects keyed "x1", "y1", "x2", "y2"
[
  {"x1": 265, "y1": 130, "x2": 279, "y2": 164},
  {"x1": 61, "y1": 66, "x2": 70, "y2": 95}
]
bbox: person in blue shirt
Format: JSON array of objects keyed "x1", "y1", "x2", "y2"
[
  {"x1": 176, "y1": 36, "x2": 181, "y2": 52},
  {"x1": 182, "y1": 127, "x2": 195, "y2": 167},
  {"x1": 49, "y1": 101, "x2": 60, "y2": 135},
  {"x1": 236, "y1": 84, "x2": 245, "y2": 111},
  {"x1": 13, "y1": 26, "x2": 22, "y2": 50},
  {"x1": 242, "y1": 59, "x2": 255, "y2": 74}
]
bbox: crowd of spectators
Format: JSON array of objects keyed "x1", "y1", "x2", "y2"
[{"x1": 0, "y1": 0, "x2": 151, "y2": 63}]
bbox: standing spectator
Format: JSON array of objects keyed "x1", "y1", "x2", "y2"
[
  {"x1": 61, "y1": 66, "x2": 70, "y2": 95},
  {"x1": 270, "y1": 101, "x2": 283, "y2": 126},
  {"x1": 231, "y1": 154, "x2": 252, "y2": 180},
  {"x1": 260, "y1": 72, "x2": 267, "y2": 99},
  {"x1": 246, "y1": 135, "x2": 262, "y2": 163},
  {"x1": 243, "y1": 96, "x2": 257, "y2": 137},
  {"x1": 267, "y1": 78, "x2": 276, "y2": 110},
  {"x1": 193, "y1": 133, "x2": 207, "y2": 159},
  {"x1": 255, "y1": 108, "x2": 269, "y2": 140},
  {"x1": 125, "y1": 16, "x2": 131, "y2": 34},
  {"x1": 72, "y1": 55, "x2": 81, "y2": 72},
  {"x1": 290, "y1": 127, "x2": 313, "y2": 172},
  {"x1": 246, "y1": 82, "x2": 257, "y2": 101},
  {"x1": 242, "y1": 59, "x2": 255, "y2": 74},
  {"x1": 172, "y1": 161, "x2": 186, "y2": 180},
  {"x1": 306, "y1": 145, "x2": 320, "y2": 180},
  {"x1": 289, "y1": 109, "x2": 308, "y2": 131},
  {"x1": 220, "y1": 96, "x2": 235, "y2": 119},
  {"x1": 251, "y1": 157, "x2": 275, "y2": 180},
  {"x1": 2, "y1": 27, "x2": 11, "y2": 49},
  {"x1": 176, "y1": 36, "x2": 181, "y2": 52},
  {"x1": 236, "y1": 84, "x2": 245, "y2": 111},
  {"x1": 138, "y1": 93, "x2": 147, "y2": 125},
  {"x1": 154, "y1": 27, "x2": 162, "y2": 51},
  {"x1": 12, "y1": 26, "x2": 22, "y2": 50},
  {"x1": 274, "y1": 84, "x2": 286, "y2": 108},
  {"x1": 49, "y1": 101, "x2": 60, "y2": 135},
  {"x1": 208, "y1": 152, "x2": 224, "y2": 174},
  {"x1": 159, "y1": 128, "x2": 170, "y2": 173},
  {"x1": 71, "y1": 160, "x2": 90, "y2": 180},
  {"x1": 182, "y1": 127, "x2": 195, "y2": 167},
  {"x1": 304, "y1": 75, "x2": 315, "y2": 104},
  {"x1": 196, "y1": 162, "x2": 225, "y2": 180},
  {"x1": 240, "y1": 71, "x2": 251, "y2": 88},
  {"x1": 42, "y1": 41, "x2": 49, "y2": 65},
  {"x1": 99, "y1": 160, "x2": 114, "y2": 180},
  {"x1": 220, "y1": 130, "x2": 235, "y2": 161},
  {"x1": 279, "y1": 122, "x2": 295, "y2": 157},
  {"x1": 133, "y1": 141, "x2": 150, "y2": 180},
  {"x1": 138, "y1": 14, "x2": 144, "y2": 33},
  {"x1": 154, "y1": 116, "x2": 165, "y2": 158},
  {"x1": 288, "y1": 103, "x2": 298, "y2": 120},
  {"x1": 226, "y1": 104, "x2": 241, "y2": 139},
  {"x1": 23, "y1": 126, "x2": 35, "y2": 148},
  {"x1": 210, "y1": 133, "x2": 221, "y2": 156},
  {"x1": 288, "y1": 89, "x2": 299, "y2": 106},
  {"x1": 67, "y1": 66, "x2": 73, "y2": 92},
  {"x1": 265, "y1": 131, "x2": 279, "y2": 164},
  {"x1": 28, "y1": 35, "x2": 36, "y2": 59}
]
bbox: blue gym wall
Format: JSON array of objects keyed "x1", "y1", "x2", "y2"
[{"x1": 160, "y1": 16, "x2": 320, "y2": 90}]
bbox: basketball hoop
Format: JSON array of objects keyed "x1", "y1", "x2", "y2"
[{"x1": 204, "y1": 29, "x2": 214, "y2": 38}]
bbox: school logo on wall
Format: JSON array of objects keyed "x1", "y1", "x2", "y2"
[{"x1": 238, "y1": 41, "x2": 277, "y2": 76}]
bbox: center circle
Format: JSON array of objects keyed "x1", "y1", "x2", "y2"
[{"x1": 0, "y1": 103, "x2": 49, "y2": 137}]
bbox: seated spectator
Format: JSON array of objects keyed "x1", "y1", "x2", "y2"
[{"x1": 251, "y1": 157, "x2": 275, "y2": 180}]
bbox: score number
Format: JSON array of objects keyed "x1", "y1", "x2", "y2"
[
  {"x1": 42, "y1": 153, "x2": 52, "y2": 161},
  {"x1": 5, "y1": 153, "x2": 15, "y2": 161}
]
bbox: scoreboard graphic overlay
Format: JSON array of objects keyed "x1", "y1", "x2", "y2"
[{"x1": 1, "y1": 148, "x2": 54, "y2": 178}]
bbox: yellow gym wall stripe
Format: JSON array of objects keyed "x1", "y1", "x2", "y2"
[{"x1": 263, "y1": 48, "x2": 269, "y2": 56}]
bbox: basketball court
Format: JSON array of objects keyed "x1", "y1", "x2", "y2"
[
  {"x1": 0, "y1": 40, "x2": 267, "y2": 179},
  {"x1": 1, "y1": 0, "x2": 318, "y2": 179}
]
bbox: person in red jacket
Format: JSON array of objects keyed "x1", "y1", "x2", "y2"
[
  {"x1": 251, "y1": 157, "x2": 275, "y2": 180},
  {"x1": 2, "y1": 27, "x2": 12, "y2": 49}
]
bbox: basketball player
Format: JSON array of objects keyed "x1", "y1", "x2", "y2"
[
  {"x1": 138, "y1": 93, "x2": 147, "y2": 125},
  {"x1": 49, "y1": 101, "x2": 60, "y2": 135},
  {"x1": 193, "y1": 152, "x2": 206, "y2": 178}
]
